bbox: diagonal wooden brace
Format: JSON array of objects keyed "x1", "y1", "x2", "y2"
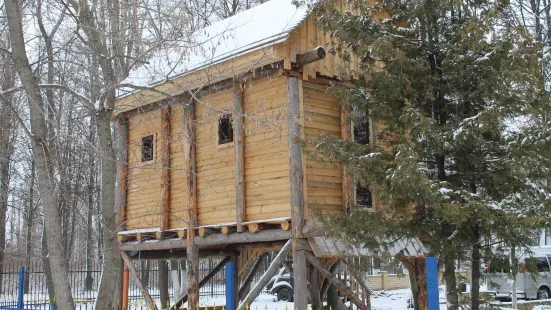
[{"x1": 305, "y1": 252, "x2": 367, "y2": 310}]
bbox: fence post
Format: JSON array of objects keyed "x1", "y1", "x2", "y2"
[
  {"x1": 426, "y1": 257, "x2": 439, "y2": 310},
  {"x1": 225, "y1": 261, "x2": 235, "y2": 310},
  {"x1": 17, "y1": 266, "x2": 25, "y2": 310}
]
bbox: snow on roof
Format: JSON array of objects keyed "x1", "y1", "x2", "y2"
[{"x1": 123, "y1": 0, "x2": 308, "y2": 90}]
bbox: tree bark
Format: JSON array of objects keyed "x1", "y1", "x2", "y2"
[
  {"x1": 24, "y1": 161, "x2": 35, "y2": 294},
  {"x1": 5, "y1": 1, "x2": 75, "y2": 308},
  {"x1": 310, "y1": 265, "x2": 322, "y2": 310},
  {"x1": 470, "y1": 225, "x2": 481, "y2": 310},
  {"x1": 95, "y1": 108, "x2": 123, "y2": 310},
  {"x1": 443, "y1": 252, "x2": 458, "y2": 310}
]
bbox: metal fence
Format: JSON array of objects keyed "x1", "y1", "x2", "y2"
[{"x1": 0, "y1": 258, "x2": 239, "y2": 310}]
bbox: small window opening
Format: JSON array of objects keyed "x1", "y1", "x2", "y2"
[
  {"x1": 354, "y1": 118, "x2": 371, "y2": 145},
  {"x1": 141, "y1": 135, "x2": 154, "y2": 162},
  {"x1": 218, "y1": 114, "x2": 233, "y2": 145},
  {"x1": 356, "y1": 185, "x2": 373, "y2": 208}
]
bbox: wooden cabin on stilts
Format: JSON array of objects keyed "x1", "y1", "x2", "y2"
[{"x1": 114, "y1": 0, "x2": 427, "y2": 309}]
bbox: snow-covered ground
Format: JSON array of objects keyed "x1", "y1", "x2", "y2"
[{"x1": 187, "y1": 288, "x2": 448, "y2": 310}]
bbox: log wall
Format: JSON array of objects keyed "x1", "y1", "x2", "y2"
[
  {"x1": 303, "y1": 83, "x2": 343, "y2": 222},
  {"x1": 244, "y1": 76, "x2": 290, "y2": 221},
  {"x1": 126, "y1": 109, "x2": 163, "y2": 229}
]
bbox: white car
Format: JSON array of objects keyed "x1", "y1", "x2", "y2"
[{"x1": 487, "y1": 246, "x2": 551, "y2": 300}]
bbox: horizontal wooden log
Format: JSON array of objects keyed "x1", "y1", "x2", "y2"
[
  {"x1": 248, "y1": 223, "x2": 263, "y2": 233},
  {"x1": 119, "y1": 229, "x2": 291, "y2": 251},
  {"x1": 126, "y1": 249, "x2": 238, "y2": 261},
  {"x1": 281, "y1": 220, "x2": 291, "y2": 231},
  {"x1": 221, "y1": 226, "x2": 237, "y2": 235},
  {"x1": 296, "y1": 47, "x2": 326, "y2": 65}
]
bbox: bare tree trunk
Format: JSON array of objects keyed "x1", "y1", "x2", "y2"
[
  {"x1": 5, "y1": 1, "x2": 75, "y2": 308},
  {"x1": 0, "y1": 41, "x2": 15, "y2": 295},
  {"x1": 94, "y1": 109, "x2": 123, "y2": 309},
  {"x1": 24, "y1": 161, "x2": 35, "y2": 294},
  {"x1": 42, "y1": 228, "x2": 57, "y2": 305},
  {"x1": 85, "y1": 120, "x2": 96, "y2": 291}
]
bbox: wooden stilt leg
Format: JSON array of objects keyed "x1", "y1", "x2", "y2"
[
  {"x1": 121, "y1": 263, "x2": 129, "y2": 310},
  {"x1": 310, "y1": 264, "x2": 322, "y2": 310}
]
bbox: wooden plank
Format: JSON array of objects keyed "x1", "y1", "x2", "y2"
[
  {"x1": 120, "y1": 252, "x2": 158, "y2": 310},
  {"x1": 160, "y1": 104, "x2": 171, "y2": 230},
  {"x1": 235, "y1": 84, "x2": 247, "y2": 231}
]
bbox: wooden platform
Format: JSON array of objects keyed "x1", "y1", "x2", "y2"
[{"x1": 117, "y1": 217, "x2": 291, "y2": 243}]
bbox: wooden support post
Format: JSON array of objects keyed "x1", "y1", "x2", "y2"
[
  {"x1": 305, "y1": 252, "x2": 367, "y2": 310},
  {"x1": 238, "y1": 240, "x2": 292, "y2": 310},
  {"x1": 160, "y1": 104, "x2": 171, "y2": 230},
  {"x1": 234, "y1": 82, "x2": 246, "y2": 232},
  {"x1": 173, "y1": 256, "x2": 232, "y2": 308},
  {"x1": 401, "y1": 257, "x2": 428, "y2": 310},
  {"x1": 115, "y1": 119, "x2": 128, "y2": 231},
  {"x1": 310, "y1": 265, "x2": 322, "y2": 310},
  {"x1": 287, "y1": 76, "x2": 308, "y2": 310},
  {"x1": 184, "y1": 99, "x2": 200, "y2": 310},
  {"x1": 120, "y1": 252, "x2": 158, "y2": 310},
  {"x1": 340, "y1": 104, "x2": 353, "y2": 213},
  {"x1": 121, "y1": 263, "x2": 129, "y2": 310}
]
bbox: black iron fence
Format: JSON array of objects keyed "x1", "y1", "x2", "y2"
[{"x1": 0, "y1": 258, "x2": 242, "y2": 310}]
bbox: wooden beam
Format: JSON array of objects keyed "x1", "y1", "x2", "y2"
[
  {"x1": 234, "y1": 82, "x2": 246, "y2": 233},
  {"x1": 296, "y1": 47, "x2": 326, "y2": 65},
  {"x1": 127, "y1": 249, "x2": 237, "y2": 261},
  {"x1": 174, "y1": 256, "x2": 232, "y2": 308},
  {"x1": 280, "y1": 220, "x2": 291, "y2": 231},
  {"x1": 115, "y1": 119, "x2": 128, "y2": 231},
  {"x1": 160, "y1": 104, "x2": 171, "y2": 231},
  {"x1": 238, "y1": 240, "x2": 292, "y2": 310},
  {"x1": 184, "y1": 99, "x2": 200, "y2": 310},
  {"x1": 287, "y1": 75, "x2": 308, "y2": 310},
  {"x1": 120, "y1": 252, "x2": 158, "y2": 310},
  {"x1": 341, "y1": 103, "x2": 353, "y2": 213},
  {"x1": 222, "y1": 226, "x2": 237, "y2": 235},
  {"x1": 247, "y1": 223, "x2": 262, "y2": 233},
  {"x1": 119, "y1": 229, "x2": 291, "y2": 251},
  {"x1": 305, "y1": 252, "x2": 367, "y2": 310}
]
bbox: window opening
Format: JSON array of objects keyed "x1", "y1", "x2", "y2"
[
  {"x1": 353, "y1": 114, "x2": 373, "y2": 208},
  {"x1": 218, "y1": 114, "x2": 233, "y2": 145},
  {"x1": 141, "y1": 135, "x2": 154, "y2": 162}
]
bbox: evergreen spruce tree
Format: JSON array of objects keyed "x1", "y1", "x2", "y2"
[{"x1": 306, "y1": 0, "x2": 551, "y2": 308}]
